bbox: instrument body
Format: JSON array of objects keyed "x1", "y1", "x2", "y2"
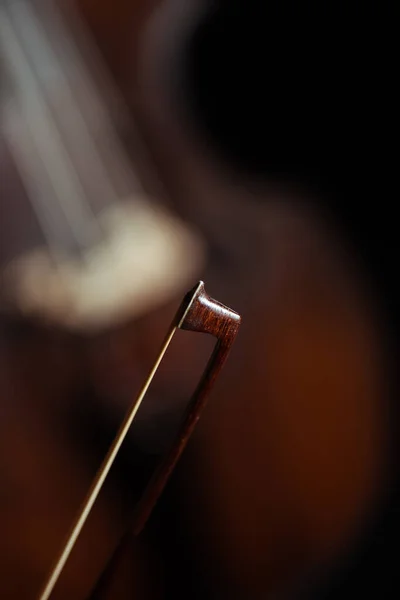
[{"x1": 0, "y1": 0, "x2": 393, "y2": 598}]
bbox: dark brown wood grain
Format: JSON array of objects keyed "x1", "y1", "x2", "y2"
[
  {"x1": 90, "y1": 281, "x2": 241, "y2": 598},
  {"x1": 133, "y1": 281, "x2": 241, "y2": 534}
]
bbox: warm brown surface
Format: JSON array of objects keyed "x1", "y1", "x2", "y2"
[{"x1": 0, "y1": 1, "x2": 389, "y2": 598}]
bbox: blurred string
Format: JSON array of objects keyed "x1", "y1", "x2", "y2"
[
  {"x1": 0, "y1": 0, "x2": 101, "y2": 258},
  {"x1": 0, "y1": 0, "x2": 156, "y2": 258},
  {"x1": 0, "y1": 0, "x2": 204, "y2": 331}
]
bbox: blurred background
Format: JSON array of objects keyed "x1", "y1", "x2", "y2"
[{"x1": 0, "y1": 1, "x2": 397, "y2": 598}]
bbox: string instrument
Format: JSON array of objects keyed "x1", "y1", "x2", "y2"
[
  {"x1": 77, "y1": 0, "x2": 393, "y2": 596},
  {"x1": 0, "y1": 0, "x2": 393, "y2": 598}
]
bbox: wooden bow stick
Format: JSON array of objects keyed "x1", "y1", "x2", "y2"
[{"x1": 38, "y1": 281, "x2": 241, "y2": 600}]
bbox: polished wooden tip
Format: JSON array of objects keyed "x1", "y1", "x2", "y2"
[{"x1": 178, "y1": 280, "x2": 241, "y2": 338}]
